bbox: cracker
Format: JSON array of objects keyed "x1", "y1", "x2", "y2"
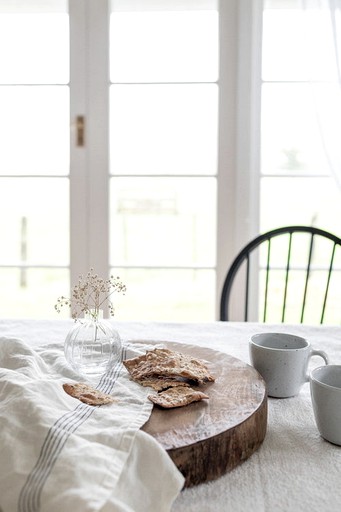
[
  {"x1": 136, "y1": 376, "x2": 191, "y2": 391},
  {"x1": 148, "y1": 385, "x2": 209, "y2": 409},
  {"x1": 123, "y1": 348, "x2": 215, "y2": 385},
  {"x1": 63, "y1": 382, "x2": 116, "y2": 406}
]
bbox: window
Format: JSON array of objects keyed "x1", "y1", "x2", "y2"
[
  {"x1": 0, "y1": 0, "x2": 69, "y2": 318},
  {"x1": 258, "y1": 0, "x2": 341, "y2": 323},
  {"x1": 0, "y1": 0, "x2": 221, "y2": 321},
  {"x1": 261, "y1": 1, "x2": 341, "y2": 233},
  {"x1": 1, "y1": 0, "x2": 340, "y2": 322},
  {"x1": 109, "y1": 0, "x2": 218, "y2": 320}
]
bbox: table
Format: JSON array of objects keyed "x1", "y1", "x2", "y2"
[{"x1": 1, "y1": 319, "x2": 341, "y2": 512}]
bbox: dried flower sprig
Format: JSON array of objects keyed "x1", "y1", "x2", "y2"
[{"x1": 55, "y1": 268, "x2": 126, "y2": 320}]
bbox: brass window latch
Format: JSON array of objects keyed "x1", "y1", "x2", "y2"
[{"x1": 76, "y1": 115, "x2": 85, "y2": 147}]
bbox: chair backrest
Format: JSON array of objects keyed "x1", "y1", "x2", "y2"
[{"x1": 220, "y1": 226, "x2": 341, "y2": 324}]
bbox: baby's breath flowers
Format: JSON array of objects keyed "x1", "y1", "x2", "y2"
[{"x1": 55, "y1": 268, "x2": 126, "y2": 320}]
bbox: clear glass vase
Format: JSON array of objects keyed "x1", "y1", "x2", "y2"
[{"x1": 64, "y1": 309, "x2": 122, "y2": 375}]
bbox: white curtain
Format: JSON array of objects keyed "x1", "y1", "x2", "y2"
[{"x1": 302, "y1": 0, "x2": 341, "y2": 191}]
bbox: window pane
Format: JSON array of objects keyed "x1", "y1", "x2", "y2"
[
  {"x1": 0, "y1": 86, "x2": 69, "y2": 175},
  {"x1": 260, "y1": 177, "x2": 341, "y2": 235},
  {"x1": 110, "y1": 177, "x2": 216, "y2": 266},
  {"x1": 261, "y1": 84, "x2": 329, "y2": 175},
  {"x1": 0, "y1": 1, "x2": 69, "y2": 84},
  {"x1": 111, "y1": 267, "x2": 215, "y2": 322},
  {"x1": 0, "y1": 178, "x2": 69, "y2": 265},
  {"x1": 110, "y1": 1, "x2": 218, "y2": 83},
  {"x1": 0, "y1": 268, "x2": 69, "y2": 319},
  {"x1": 262, "y1": 3, "x2": 337, "y2": 82},
  {"x1": 109, "y1": 1, "x2": 218, "y2": 322},
  {"x1": 110, "y1": 84, "x2": 218, "y2": 175}
]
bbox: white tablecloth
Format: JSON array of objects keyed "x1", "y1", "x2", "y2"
[{"x1": 1, "y1": 319, "x2": 341, "y2": 512}]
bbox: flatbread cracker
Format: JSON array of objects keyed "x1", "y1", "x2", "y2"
[
  {"x1": 148, "y1": 385, "x2": 209, "y2": 409},
  {"x1": 136, "y1": 376, "x2": 191, "y2": 391},
  {"x1": 63, "y1": 382, "x2": 116, "y2": 406},
  {"x1": 123, "y1": 348, "x2": 215, "y2": 385}
]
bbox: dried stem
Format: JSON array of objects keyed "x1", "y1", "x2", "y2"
[{"x1": 55, "y1": 268, "x2": 126, "y2": 320}]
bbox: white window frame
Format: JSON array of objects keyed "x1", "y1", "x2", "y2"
[
  {"x1": 216, "y1": 0, "x2": 263, "y2": 318},
  {"x1": 69, "y1": 0, "x2": 110, "y2": 287}
]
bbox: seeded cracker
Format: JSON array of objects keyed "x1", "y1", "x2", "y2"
[
  {"x1": 136, "y1": 377, "x2": 191, "y2": 391},
  {"x1": 123, "y1": 348, "x2": 215, "y2": 385},
  {"x1": 148, "y1": 386, "x2": 209, "y2": 409},
  {"x1": 63, "y1": 382, "x2": 116, "y2": 406},
  {"x1": 123, "y1": 347, "x2": 215, "y2": 408}
]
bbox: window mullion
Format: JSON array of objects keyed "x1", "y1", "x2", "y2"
[
  {"x1": 87, "y1": 0, "x2": 110, "y2": 285},
  {"x1": 70, "y1": 0, "x2": 110, "y2": 294},
  {"x1": 216, "y1": 0, "x2": 263, "y2": 320},
  {"x1": 69, "y1": 0, "x2": 89, "y2": 285},
  {"x1": 216, "y1": 0, "x2": 238, "y2": 318}
]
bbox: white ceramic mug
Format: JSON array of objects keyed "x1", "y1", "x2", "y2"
[
  {"x1": 310, "y1": 365, "x2": 341, "y2": 446},
  {"x1": 249, "y1": 333, "x2": 329, "y2": 398}
]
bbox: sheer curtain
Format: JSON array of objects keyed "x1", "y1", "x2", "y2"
[{"x1": 302, "y1": 0, "x2": 341, "y2": 191}]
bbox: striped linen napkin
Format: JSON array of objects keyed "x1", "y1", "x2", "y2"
[{"x1": 0, "y1": 338, "x2": 184, "y2": 512}]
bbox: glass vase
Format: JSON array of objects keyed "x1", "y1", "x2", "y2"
[{"x1": 64, "y1": 309, "x2": 122, "y2": 375}]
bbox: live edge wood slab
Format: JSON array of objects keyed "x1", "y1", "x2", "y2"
[{"x1": 142, "y1": 341, "x2": 267, "y2": 488}]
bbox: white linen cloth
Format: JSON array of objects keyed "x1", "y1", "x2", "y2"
[
  {"x1": 0, "y1": 335, "x2": 184, "y2": 512},
  {"x1": 0, "y1": 319, "x2": 341, "y2": 512}
]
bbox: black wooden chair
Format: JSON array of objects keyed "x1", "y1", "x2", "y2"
[{"x1": 220, "y1": 226, "x2": 341, "y2": 324}]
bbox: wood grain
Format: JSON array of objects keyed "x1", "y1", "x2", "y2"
[{"x1": 142, "y1": 341, "x2": 267, "y2": 488}]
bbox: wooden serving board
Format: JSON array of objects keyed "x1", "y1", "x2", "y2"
[{"x1": 141, "y1": 341, "x2": 267, "y2": 488}]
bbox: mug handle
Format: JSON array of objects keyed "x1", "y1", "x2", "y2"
[{"x1": 305, "y1": 349, "x2": 329, "y2": 381}]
